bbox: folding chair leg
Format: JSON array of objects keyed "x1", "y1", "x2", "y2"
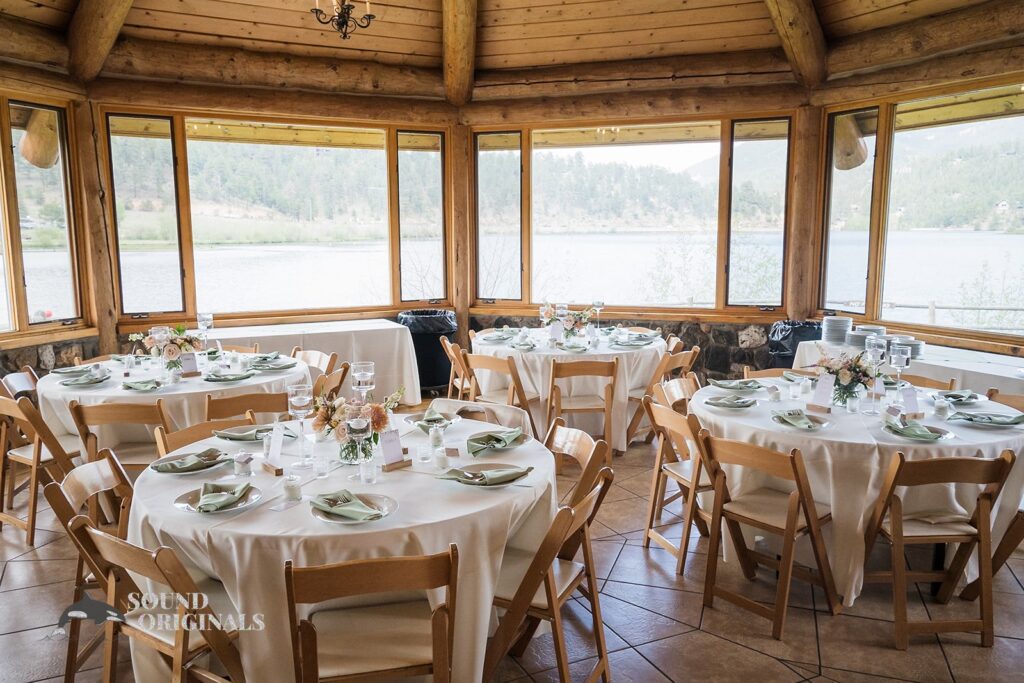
[
  {"x1": 891, "y1": 533, "x2": 909, "y2": 650},
  {"x1": 102, "y1": 620, "x2": 119, "y2": 683},
  {"x1": 978, "y1": 499, "x2": 994, "y2": 647},
  {"x1": 582, "y1": 542, "x2": 610, "y2": 682},
  {"x1": 771, "y1": 500, "x2": 800, "y2": 640},
  {"x1": 703, "y1": 497, "x2": 724, "y2": 608},
  {"x1": 676, "y1": 481, "x2": 699, "y2": 576},
  {"x1": 64, "y1": 578, "x2": 86, "y2": 682},
  {"x1": 936, "y1": 538, "x2": 976, "y2": 604},
  {"x1": 642, "y1": 471, "x2": 664, "y2": 550},
  {"x1": 0, "y1": 455, "x2": 8, "y2": 529},
  {"x1": 624, "y1": 403, "x2": 644, "y2": 446},
  {"x1": 962, "y1": 510, "x2": 1024, "y2": 601},
  {"x1": 509, "y1": 616, "x2": 541, "y2": 658},
  {"x1": 549, "y1": 607, "x2": 573, "y2": 683},
  {"x1": 4, "y1": 458, "x2": 15, "y2": 511},
  {"x1": 24, "y1": 462, "x2": 40, "y2": 547},
  {"x1": 725, "y1": 517, "x2": 758, "y2": 580}
]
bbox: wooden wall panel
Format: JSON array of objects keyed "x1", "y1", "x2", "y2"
[
  {"x1": 0, "y1": 0, "x2": 77, "y2": 29},
  {"x1": 814, "y1": 0, "x2": 990, "y2": 38}
]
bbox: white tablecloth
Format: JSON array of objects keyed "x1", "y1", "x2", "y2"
[
  {"x1": 37, "y1": 359, "x2": 310, "y2": 446},
  {"x1": 128, "y1": 417, "x2": 557, "y2": 682},
  {"x1": 690, "y1": 380, "x2": 1024, "y2": 604},
  {"x1": 202, "y1": 319, "x2": 420, "y2": 405},
  {"x1": 471, "y1": 330, "x2": 666, "y2": 451},
  {"x1": 794, "y1": 340, "x2": 1024, "y2": 394}
]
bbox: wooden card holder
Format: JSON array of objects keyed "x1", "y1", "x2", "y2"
[
  {"x1": 261, "y1": 460, "x2": 284, "y2": 476},
  {"x1": 382, "y1": 458, "x2": 412, "y2": 472},
  {"x1": 181, "y1": 370, "x2": 201, "y2": 378},
  {"x1": 445, "y1": 447, "x2": 461, "y2": 459},
  {"x1": 806, "y1": 402, "x2": 832, "y2": 415}
]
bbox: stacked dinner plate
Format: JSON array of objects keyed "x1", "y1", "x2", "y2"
[
  {"x1": 904, "y1": 339, "x2": 926, "y2": 358},
  {"x1": 856, "y1": 324, "x2": 886, "y2": 336},
  {"x1": 845, "y1": 329, "x2": 874, "y2": 349},
  {"x1": 822, "y1": 316, "x2": 853, "y2": 344}
]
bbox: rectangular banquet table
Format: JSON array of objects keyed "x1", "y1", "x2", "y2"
[
  {"x1": 201, "y1": 319, "x2": 421, "y2": 405},
  {"x1": 794, "y1": 340, "x2": 1024, "y2": 394}
]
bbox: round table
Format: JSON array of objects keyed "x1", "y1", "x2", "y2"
[
  {"x1": 690, "y1": 380, "x2": 1024, "y2": 604},
  {"x1": 471, "y1": 329, "x2": 666, "y2": 451},
  {"x1": 128, "y1": 417, "x2": 558, "y2": 682},
  {"x1": 37, "y1": 357, "x2": 311, "y2": 447}
]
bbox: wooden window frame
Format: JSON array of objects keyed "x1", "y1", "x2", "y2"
[
  {"x1": 472, "y1": 130, "x2": 525, "y2": 304},
  {"x1": 395, "y1": 128, "x2": 449, "y2": 305}
]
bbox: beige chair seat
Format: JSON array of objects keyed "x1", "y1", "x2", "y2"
[
  {"x1": 495, "y1": 547, "x2": 585, "y2": 609},
  {"x1": 103, "y1": 442, "x2": 161, "y2": 467},
  {"x1": 663, "y1": 459, "x2": 712, "y2": 487},
  {"x1": 311, "y1": 601, "x2": 435, "y2": 677},
  {"x1": 124, "y1": 578, "x2": 238, "y2": 652},
  {"x1": 882, "y1": 515, "x2": 976, "y2": 538},
  {"x1": 723, "y1": 488, "x2": 831, "y2": 530},
  {"x1": 477, "y1": 388, "x2": 539, "y2": 405},
  {"x1": 558, "y1": 395, "x2": 605, "y2": 411},
  {"x1": 8, "y1": 433, "x2": 82, "y2": 462}
]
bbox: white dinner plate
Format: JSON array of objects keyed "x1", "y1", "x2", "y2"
[
  {"x1": 771, "y1": 414, "x2": 831, "y2": 431},
  {"x1": 150, "y1": 452, "x2": 231, "y2": 475},
  {"x1": 883, "y1": 424, "x2": 956, "y2": 442},
  {"x1": 173, "y1": 485, "x2": 262, "y2": 513},
  {"x1": 310, "y1": 493, "x2": 398, "y2": 525},
  {"x1": 454, "y1": 462, "x2": 525, "y2": 489},
  {"x1": 403, "y1": 413, "x2": 461, "y2": 429}
]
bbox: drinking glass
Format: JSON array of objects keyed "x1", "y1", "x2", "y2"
[
  {"x1": 351, "y1": 361, "x2": 375, "y2": 401},
  {"x1": 287, "y1": 384, "x2": 313, "y2": 469},
  {"x1": 345, "y1": 406, "x2": 372, "y2": 480},
  {"x1": 890, "y1": 345, "x2": 911, "y2": 408},
  {"x1": 197, "y1": 312, "x2": 214, "y2": 348},
  {"x1": 416, "y1": 445, "x2": 433, "y2": 464},
  {"x1": 863, "y1": 336, "x2": 887, "y2": 416},
  {"x1": 592, "y1": 300, "x2": 605, "y2": 330}
]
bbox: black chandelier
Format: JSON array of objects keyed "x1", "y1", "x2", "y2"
[{"x1": 311, "y1": 2, "x2": 375, "y2": 40}]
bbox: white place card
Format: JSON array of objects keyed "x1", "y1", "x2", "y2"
[
  {"x1": 379, "y1": 429, "x2": 404, "y2": 466},
  {"x1": 901, "y1": 387, "x2": 924, "y2": 419},
  {"x1": 268, "y1": 423, "x2": 285, "y2": 464},
  {"x1": 179, "y1": 352, "x2": 199, "y2": 377},
  {"x1": 807, "y1": 373, "x2": 835, "y2": 413},
  {"x1": 885, "y1": 404, "x2": 904, "y2": 425}
]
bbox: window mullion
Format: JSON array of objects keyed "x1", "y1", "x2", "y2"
[
  {"x1": 865, "y1": 103, "x2": 895, "y2": 323},
  {"x1": 172, "y1": 115, "x2": 198, "y2": 321},
  {"x1": 0, "y1": 99, "x2": 28, "y2": 331}
]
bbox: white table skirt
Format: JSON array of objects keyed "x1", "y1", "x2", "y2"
[
  {"x1": 471, "y1": 331, "x2": 666, "y2": 451},
  {"x1": 128, "y1": 417, "x2": 557, "y2": 682},
  {"x1": 690, "y1": 380, "x2": 1024, "y2": 604},
  {"x1": 37, "y1": 359, "x2": 311, "y2": 447},
  {"x1": 794, "y1": 340, "x2": 1024, "y2": 394},
  {"x1": 201, "y1": 319, "x2": 421, "y2": 405}
]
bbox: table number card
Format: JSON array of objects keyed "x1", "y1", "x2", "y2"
[
  {"x1": 807, "y1": 373, "x2": 835, "y2": 414},
  {"x1": 179, "y1": 352, "x2": 200, "y2": 377},
  {"x1": 901, "y1": 387, "x2": 923, "y2": 419},
  {"x1": 380, "y1": 429, "x2": 411, "y2": 472}
]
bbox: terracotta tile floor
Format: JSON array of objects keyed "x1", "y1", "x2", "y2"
[{"x1": 1, "y1": 440, "x2": 1022, "y2": 682}]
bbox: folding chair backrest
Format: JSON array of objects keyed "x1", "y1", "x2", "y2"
[
  {"x1": 71, "y1": 400, "x2": 170, "y2": 429},
  {"x1": 0, "y1": 395, "x2": 76, "y2": 474},
  {"x1": 220, "y1": 343, "x2": 259, "y2": 354},
  {"x1": 1, "y1": 366, "x2": 38, "y2": 400},
  {"x1": 429, "y1": 399, "x2": 530, "y2": 432},
  {"x1": 155, "y1": 413, "x2": 256, "y2": 456},
  {"x1": 313, "y1": 364, "x2": 350, "y2": 401},
  {"x1": 698, "y1": 430, "x2": 798, "y2": 482},
  {"x1": 662, "y1": 346, "x2": 700, "y2": 378},
  {"x1": 644, "y1": 397, "x2": 701, "y2": 465},
  {"x1": 44, "y1": 448, "x2": 132, "y2": 537},
  {"x1": 74, "y1": 355, "x2": 115, "y2": 366},
  {"x1": 290, "y1": 347, "x2": 338, "y2": 375},
  {"x1": 987, "y1": 389, "x2": 1024, "y2": 412},
  {"x1": 204, "y1": 391, "x2": 288, "y2": 421},
  {"x1": 544, "y1": 417, "x2": 609, "y2": 504},
  {"x1": 550, "y1": 358, "x2": 617, "y2": 380},
  {"x1": 627, "y1": 326, "x2": 661, "y2": 335},
  {"x1": 901, "y1": 373, "x2": 957, "y2": 391},
  {"x1": 743, "y1": 367, "x2": 817, "y2": 380},
  {"x1": 463, "y1": 351, "x2": 512, "y2": 378}
]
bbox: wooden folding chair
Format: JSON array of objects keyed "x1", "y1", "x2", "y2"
[
  {"x1": 73, "y1": 355, "x2": 116, "y2": 366},
  {"x1": 987, "y1": 388, "x2": 1024, "y2": 411},
  {"x1": 291, "y1": 346, "x2": 339, "y2": 376},
  {"x1": 219, "y1": 343, "x2": 260, "y2": 354},
  {"x1": 1, "y1": 365, "x2": 39, "y2": 401},
  {"x1": 664, "y1": 334, "x2": 683, "y2": 353},
  {"x1": 642, "y1": 397, "x2": 713, "y2": 574},
  {"x1": 204, "y1": 391, "x2": 289, "y2": 421},
  {"x1": 0, "y1": 396, "x2": 79, "y2": 545},
  {"x1": 625, "y1": 346, "x2": 700, "y2": 444},
  {"x1": 462, "y1": 351, "x2": 540, "y2": 438},
  {"x1": 901, "y1": 373, "x2": 958, "y2": 391},
  {"x1": 312, "y1": 364, "x2": 351, "y2": 401},
  {"x1": 155, "y1": 413, "x2": 256, "y2": 456},
  {"x1": 863, "y1": 450, "x2": 1015, "y2": 649},
  {"x1": 43, "y1": 449, "x2": 133, "y2": 682},
  {"x1": 428, "y1": 398, "x2": 532, "y2": 433},
  {"x1": 697, "y1": 429, "x2": 841, "y2": 639},
  {"x1": 467, "y1": 328, "x2": 496, "y2": 342},
  {"x1": 651, "y1": 372, "x2": 702, "y2": 414},
  {"x1": 545, "y1": 417, "x2": 610, "y2": 501},
  {"x1": 743, "y1": 367, "x2": 817, "y2": 380},
  {"x1": 440, "y1": 337, "x2": 470, "y2": 400},
  {"x1": 66, "y1": 516, "x2": 247, "y2": 683},
  {"x1": 546, "y1": 358, "x2": 617, "y2": 450},
  {"x1": 626, "y1": 326, "x2": 662, "y2": 335},
  {"x1": 68, "y1": 400, "x2": 173, "y2": 474},
  {"x1": 284, "y1": 545, "x2": 459, "y2": 682},
  {"x1": 485, "y1": 469, "x2": 614, "y2": 683}
]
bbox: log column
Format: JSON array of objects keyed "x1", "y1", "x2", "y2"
[
  {"x1": 785, "y1": 104, "x2": 823, "y2": 321},
  {"x1": 449, "y1": 124, "x2": 473, "y2": 347}
]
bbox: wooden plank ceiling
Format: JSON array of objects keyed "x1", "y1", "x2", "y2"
[{"x1": 812, "y1": 0, "x2": 992, "y2": 39}]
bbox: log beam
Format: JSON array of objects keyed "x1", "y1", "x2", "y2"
[
  {"x1": 785, "y1": 104, "x2": 823, "y2": 321},
  {"x1": 0, "y1": 14, "x2": 68, "y2": 69},
  {"x1": 66, "y1": 0, "x2": 134, "y2": 82},
  {"x1": 828, "y1": 0, "x2": 1024, "y2": 80},
  {"x1": 103, "y1": 37, "x2": 445, "y2": 100},
  {"x1": 764, "y1": 0, "x2": 828, "y2": 87},
  {"x1": 442, "y1": 0, "x2": 478, "y2": 105},
  {"x1": 473, "y1": 50, "x2": 795, "y2": 100}
]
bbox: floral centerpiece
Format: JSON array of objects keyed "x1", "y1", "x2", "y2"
[
  {"x1": 127, "y1": 324, "x2": 201, "y2": 371},
  {"x1": 311, "y1": 386, "x2": 405, "y2": 462},
  {"x1": 560, "y1": 307, "x2": 595, "y2": 340},
  {"x1": 814, "y1": 343, "x2": 876, "y2": 406},
  {"x1": 539, "y1": 302, "x2": 557, "y2": 327}
]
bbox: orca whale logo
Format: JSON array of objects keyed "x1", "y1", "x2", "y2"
[{"x1": 46, "y1": 594, "x2": 126, "y2": 640}]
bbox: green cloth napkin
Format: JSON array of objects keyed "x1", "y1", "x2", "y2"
[
  {"x1": 938, "y1": 390, "x2": 977, "y2": 404},
  {"x1": 612, "y1": 339, "x2": 655, "y2": 347},
  {"x1": 252, "y1": 359, "x2": 297, "y2": 370},
  {"x1": 484, "y1": 332, "x2": 514, "y2": 341},
  {"x1": 948, "y1": 412, "x2": 1024, "y2": 426},
  {"x1": 60, "y1": 372, "x2": 110, "y2": 386},
  {"x1": 204, "y1": 371, "x2": 256, "y2": 382},
  {"x1": 310, "y1": 490, "x2": 382, "y2": 521},
  {"x1": 253, "y1": 351, "x2": 280, "y2": 361},
  {"x1": 122, "y1": 380, "x2": 161, "y2": 392},
  {"x1": 886, "y1": 420, "x2": 942, "y2": 441},
  {"x1": 213, "y1": 425, "x2": 295, "y2": 441},
  {"x1": 151, "y1": 448, "x2": 229, "y2": 473},
  {"x1": 772, "y1": 409, "x2": 816, "y2": 430},
  {"x1": 468, "y1": 428, "x2": 523, "y2": 456},
  {"x1": 709, "y1": 378, "x2": 763, "y2": 391},
  {"x1": 52, "y1": 365, "x2": 90, "y2": 375},
  {"x1": 196, "y1": 482, "x2": 251, "y2": 512},
  {"x1": 437, "y1": 466, "x2": 534, "y2": 486},
  {"x1": 783, "y1": 371, "x2": 814, "y2": 383},
  {"x1": 205, "y1": 349, "x2": 220, "y2": 360},
  {"x1": 705, "y1": 395, "x2": 756, "y2": 409},
  {"x1": 416, "y1": 406, "x2": 450, "y2": 433}
]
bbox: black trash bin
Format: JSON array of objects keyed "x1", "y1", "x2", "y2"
[
  {"x1": 768, "y1": 320, "x2": 822, "y2": 369},
  {"x1": 398, "y1": 309, "x2": 458, "y2": 391}
]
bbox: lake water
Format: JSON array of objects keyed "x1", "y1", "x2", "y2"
[{"x1": 11, "y1": 230, "x2": 1024, "y2": 334}]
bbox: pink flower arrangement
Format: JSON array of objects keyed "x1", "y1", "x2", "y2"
[{"x1": 128, "y1": 324, "x2": 201, "y2": 370}]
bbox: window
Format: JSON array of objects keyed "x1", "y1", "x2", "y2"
[
  {"x1": 476, "y1": 133, "x2": 522, "y2": 300},
  {"x1": 530, "y1": 123, "x2": 720, "y2": 307},
  {"x1": 881, "y1": 85, "x2": 1024, "y2": 334},
  {"x1": 727, "y1": 119, "x2": 789, "y2": 306},
  {"x1": 397, "y1": 132, "x2": 445, "y2": 301},
  {"x1": 185, "y1": 119, "x2": 390, "y2": 314},
  {"x1": 822, "y1": 109, "x2": 878, "y2": 313},
  {"x1": 108, "y1": 116, "x2": 185, "y2": 314},
  {"x1": 9, "y1": 102, "x2": 78, "y2": 324}
]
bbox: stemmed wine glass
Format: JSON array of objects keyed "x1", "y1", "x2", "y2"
[
  {"x1": 287, "y1": 384, "x2": 313, "y2": 469},
  {"x1": 197, "y1": 312, "x2": 213, "y2": 349},
  {"x1": 863, "y1": 336, "x2": 886, "y2": 416},
  {"x1": 890, "y1": 344, "x2": 911, "y2": 408},
  {"x1": 344, "y1": 405, "x2": 373, "y2": 481},
  {"x1": 592, "y1": 300, "x2": 605, "y2": 331},
  {"x1": 351, "y1": 361, "x2": 375, "y2": 402}
]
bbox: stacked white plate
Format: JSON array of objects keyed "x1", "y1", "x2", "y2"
[
  {"x1": 845, "y1": 330, "x2": 874, "y2": 348},
  {"x1": 856, "y1": 324, "x2": 886, "y2": 336},
  {"x1": 822, "y1": 316, "x2": 853, "y2": 344},
  {"x1": 904, "y1": 339, "x2": 926, "y2": 358}
]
